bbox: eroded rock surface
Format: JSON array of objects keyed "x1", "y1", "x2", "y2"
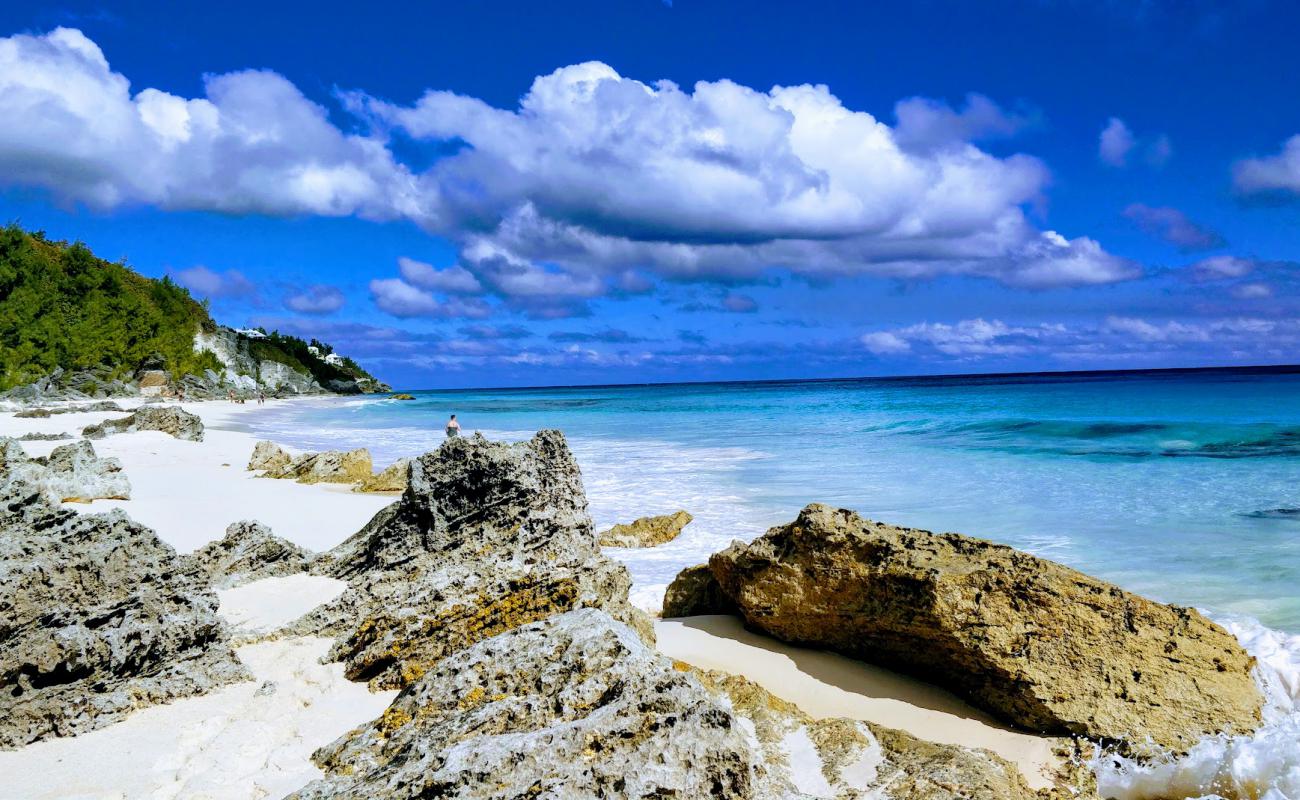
[
  {"x1": 0, "y1": 482, "x2": 248, "y2": 748},
  {"x1": 82, "y1": 405, "x2": 204, "y2": 442},
  {"x1": 181, "y1": 520, "x2": 312, "y2": 589},
  {"x1": 355, "y1": 457, "x2": 410, "y2": 493},
  {"x1": 0, "y1": 437, "x2": 130, "y2": 503},
  {"x1": 703, "y1": 503, "x2": 1263, "y2": 754},
  {"x1": 264, "y1": 448, "x2": 372, "y2": 485},
  {"x1": 291, "y1": 431, "x2": 651, "y2": 691},
  {"x1": 662, "y1": 562, "x2": 736, "y2": 617},
  {"x1": 289, "y1": 609, "x2": 770, "y2": 799},
  {"x1": 247, "y1": 440, "x2": 291, "y2": 472},
  {"x1": 599, "y1": 508, "x2": 693, "y2": 548}
]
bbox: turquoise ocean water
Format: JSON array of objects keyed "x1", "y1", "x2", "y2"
[
  {"x1": 246, "y1": 366, "x2": 1300, "y2": 795},
  {"x1": 247, "y1": 366, "x2": 1300, "y2": 632}
]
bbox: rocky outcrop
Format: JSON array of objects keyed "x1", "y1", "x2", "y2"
[
  {"x1": 689, "y1": 667, "x2": 1044, "y2": 800},
  {"x1": 390, "y1": 393, "x2": 415, "y2": 400},
  {"x1": 599, "y1": 509, "x2": 693, "y2": 547},
  {"x1": 699, "y1": 503, "x2": 1263, "y2": 755},
  {"x1": 0, "y1": 481, "x2": 249, "y2": 748},
  {"x1": 264, "y1": 448, "x2": 373, "y2": 485},
  {"x1": 17, "y1": 432, "x2": 72, "y2": 441},
  {"x1": 0, "y1": 366, "x2": 138, "y2": 403},
  {"x1": 662, "y1": 562, "x2": 736, "y2": 617},
  {"x1": 14, "y1": 400, "x2": 125, "y2": 418},
  {"x1": 355, "y1": 457, "x2": 409, "y2": 493},
  {"x1": 0, "y1": 438, "x2": 130, "y2": 504},
  {"x1": 247, "y1": 440, "x2": 291, "y2": 472},
  {"x1": 136, "y1": 370, "x2": 169, "y2": 397},
  {"x1": 181, "y1": 520, "x2": 312, "y2": 589},
  {"x1": 291, "y1": 431, "x2": 651, "y2": 691},
  {"x1": 289, "y1": 609, "x2": 770, "y2": 799},
  {"x1": 258, "y1": 361, "x2": 321, "y2": 395},
  {"x1": 82, "y1": 405, "x2": 205, "y2": 442}
]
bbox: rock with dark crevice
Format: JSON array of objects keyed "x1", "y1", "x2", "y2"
[
  {"x1": 0, "y1": 482, "x2": 249, "y2": 748},
  {"x1": 181, "y1": 520, "x2": 312, "y2": 589}
]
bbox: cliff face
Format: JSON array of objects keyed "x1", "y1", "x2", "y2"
[{"x1": 193, "y1": 327, "x2": 389, "y2": 397}]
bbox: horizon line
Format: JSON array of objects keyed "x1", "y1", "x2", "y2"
[{"x1": 391, "y1": 361, "x2": 1300, "y2": 394}]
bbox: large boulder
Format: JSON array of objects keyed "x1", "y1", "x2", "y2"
[
  {"x1": 247, "y1": 440, "x2": 291, "y2": 472},
  {"x1": 0, "y1": 438, "x2": 130, "y2": 504},
  {"x1": 181, "y1": 520, "x2": 312, "y2": 589},
  {"x1": 0, "y1": 482, "x2": 249, "y2": 748},
  {"x1": 355, "y1": 457, "x2": 410, "y2": 493},
  {"x1": 702, "y1": 503, "x2": 1263, "y2": 755},
  {"x1": 265, "y1": 448, "x2": 373, "y2": 484},
  {"x1": 291, "y1": 431, "x2": 652, "y2": 690},
  {"x1": 662, "y1": 562, "x2": 736, "y2": 617},
  {"x1": 599, "y1": 509, "x2": 693, "y2": 547},
  {"x1": 82, "y1": 405, "x2": 204, "y2": 442}
]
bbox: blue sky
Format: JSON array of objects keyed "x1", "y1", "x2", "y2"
[{"x1": 1, "y1": 1, "x2": 1299, "y2": 388}]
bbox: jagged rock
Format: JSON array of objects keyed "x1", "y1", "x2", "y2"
[
  {"x1": 0, "y1": 438, "x2": 130, "y2": 504},
  {"x1": 599, "y1": 509, "x2": 693, "y2": 547},
  {"x1": 288, "y1": 609, "x2": 772, "y2": 799},
  {"x1": 355, "y1": 458, "x2": 409, "y2": 493},
  {"x1": 181, "y1": 520, "x2": 312, "y2": 589},
  {"x1": 247, "y1": 440, "x2": 292, "y2": 472},
  {"x1": 258, "y1": 361, "x2": 322, "y2": 395},
  {"x1": 704, "y1": 503, "x2": 1263, "y2": 755},
  {"x1": 14, "y1": 400, "x2": 125, "y2": 418},
  {"x1": 662, "y1": 562, "x2": 736, "y2": 617},
  {"x1": 13, "y1": 407, "x2": 52, "y2": 418},
  {"x1": 291, "y1": 431, "x2": 652, "y2": 690},
  {"x1": 689, "y1": 667, "x2": 1044, "y2": 800},
  {"x1": 17, "y1": 432, "x2": 72, "y2": 442},
  {"x1": 265, "y1": 448, "x2": 372, "y2": 484},
  {"x1": 390, "y1": 393, "x2": 416, "y2": 400},
  {"x1": 82, "y1": 405, "x2": 205, "y2": 442},
  {"x1": 0, "y1": 482, "x2": 249, "y2": 748}
]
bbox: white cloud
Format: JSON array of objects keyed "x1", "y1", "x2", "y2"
[
  {"x1": 397, "y1": 257, "x2": 483, "y2": 294},
  {"x1": 0, "y1": 28, "x2": 1137, "y2": 303},
  {"x1": 173, "y1": 266, "x2": 254, "y2": 298},
  {"x1": 1099, "y1": 118, "x2": 1136, "y2": 166},
  {"x1": 861, "y1": 331, "x2": 911, "y2": 355},
  {"x1": 1232, "y1": 282, "x2": 1273, "y2": 299},
  {"x1": 368, "y1": 278, "x2": 490, "y2": 319},
  {"x1": 1191, "y1": 255, "x2": 1255, "y2": 280},
  {"x1": 0, "y1": 27, "x2": 417, "y2": 218},
  {"x1": 284, "y1": 284, "x2": 345, "y2": 314},
  {"x1": 1233, "y1": 135, "x2": 1300, "y2": 198}
]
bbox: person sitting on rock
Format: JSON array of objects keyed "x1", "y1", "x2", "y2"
[{"x1": 445, "y1": 414, "x2": 461, "y2": 438}]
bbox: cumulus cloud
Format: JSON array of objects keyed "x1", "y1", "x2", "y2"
[
  {"x1": 283, "y1": 284, "x2": 345, "y2": 314},
  {"x1": 892, "y1": 93, "x2": 1037, "y2": 153},
  {"x1": 173, "y1": 266, "x2": 255, "y2": 298},
  {"x1": 1233, "y1": 135, "x2": 1300, "y2": 198},
  {"x1": 861, "y1": 331, "x2": 911, "y2": 355},
  {"x1": 369, "y1": 277, "x2": 490, "y2": 319},
  {"x1": 397, "y1": 257, "x2": 483, "y2": 294},
  {"x1": 1190, "y1": 254, "x2": 1256, "y2": 280},
  {"x1": 1099, "y1": 118, "x2": 1170, "y2": 168},
  {"x1": 1123, "y1": 204, "x2": 1224, "y2": 251},
  {"x1": 0, "y1": 27, "x2": 418, "y2": 218},
  {"x1": 0, "y1": 28, "x2": 1137, "y2": 306}
]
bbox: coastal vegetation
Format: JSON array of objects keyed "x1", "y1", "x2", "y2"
[{"x1": 0, "y1": 224, "x2": 379, "y2": 392}]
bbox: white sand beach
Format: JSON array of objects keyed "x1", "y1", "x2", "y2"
[{"x1": 0, "y1": 398, "x2": 1061, "y2": 797}]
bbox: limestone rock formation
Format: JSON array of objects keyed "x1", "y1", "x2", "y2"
[
  {"x1": 247, "y1": 440, "x2": 291, "y2": 472},
  {"x1": 703, "y1": 503, "x2": 1263, "y2": 754},
  {"x1": 288, "y1": 609, "x2": 772, "y2": 799},
  {"x1": 355, "y1": 457, "x2": 410, "y2": 493},
  {"x1": 390, "y1": 393, "x2": 416, "y2": 400},
  {"x1": 662, "y1": 562, "x2": 736, "y2": 617},
  {"x1": 0, "y1": 438, "x2": 130, "y2": 504},
  {"x1": 181, "y1": 520, "x2": 312, "y2": 588},
  {"x1": 136, "y1": 370, "x2": 169, "y2": 397},
  {"x1": 0, "y1": 481, "x2": 249, "y2": 748},
  {"x1": 82, "y1": 405, "x2": 205, "y2": 442},
  {"x1": 599, "y1": 508, "x2": 693, "y2": 547},
  {"x1": 689, "y1": 667, "x2": 1044, "y2": 800},
  {"x1": 264, "y1": 448, "x2": 373, "y2": 484},
  {"x1": 17, "y1": 432, "x2": 72, "y2": 441},
  {"x1": 292, "y1": 431, "x2": 652, "y2": 691},
  {"x1": 14, "y1": 400, "x2": 124, "y2": 418}
]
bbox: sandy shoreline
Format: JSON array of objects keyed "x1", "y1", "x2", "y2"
[{"x1": 0, "y1": 398, "x2": 1061, "y2": 797}]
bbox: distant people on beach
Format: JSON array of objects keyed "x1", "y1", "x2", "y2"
[
  {"x1": 445, "y1": 414, "x2": 461, "y2": 438},
  {"x1": 258, "y1": 390, "x2": 266, "y2": 405}
]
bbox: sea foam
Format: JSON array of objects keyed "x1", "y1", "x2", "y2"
[{"x1": 1093, "y1": 616, "x2": 1300, "y2": 800}]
